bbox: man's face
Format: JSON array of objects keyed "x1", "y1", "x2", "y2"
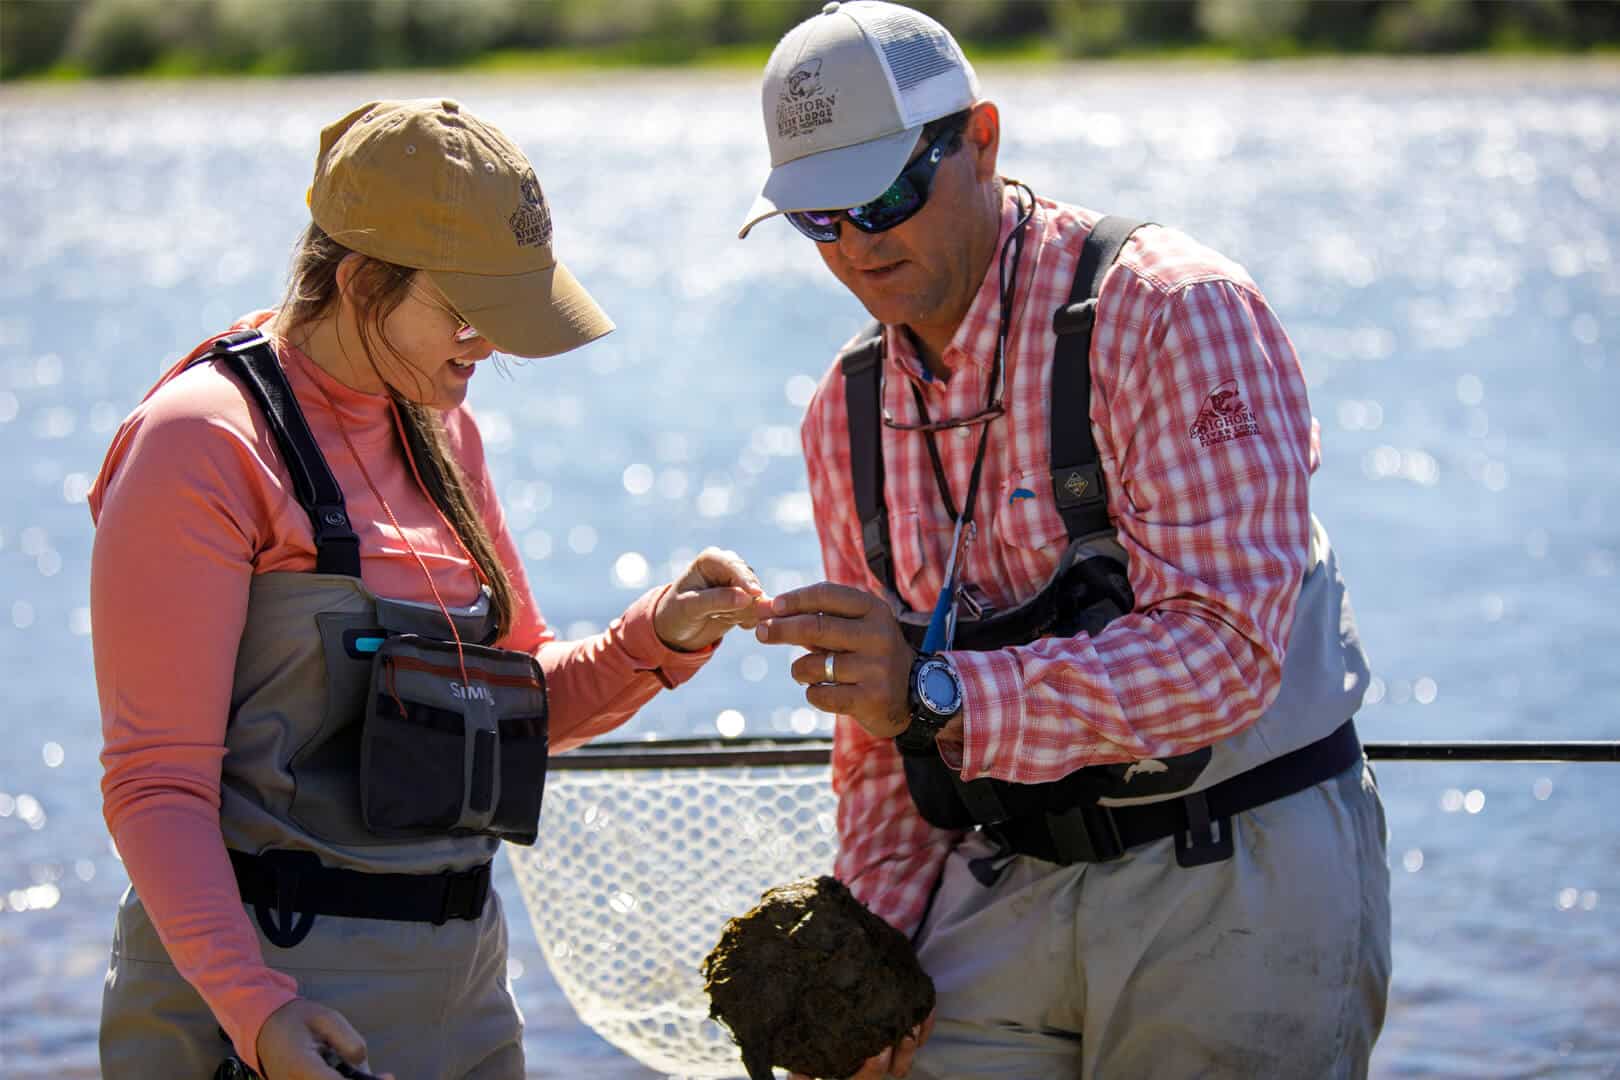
[{"x1": 813, "y1": 109, "x2": 998, "y2": 339}]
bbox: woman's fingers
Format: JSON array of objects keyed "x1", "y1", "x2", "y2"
[
  {"x1": 677, "y1": 546, "x2": 765, "y2": 596},
  {"x1": 306, "y1": 1007, "x2": 367, "y2": 1064}
]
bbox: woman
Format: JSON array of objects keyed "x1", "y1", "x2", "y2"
[{"x1": 89, "y1": 98, "x2": 766, "y2": 1080}]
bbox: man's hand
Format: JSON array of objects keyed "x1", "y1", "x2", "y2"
[
  {"x1": 755, "y1": 583, "x2": 915, "y2": 740},
  {"x1": 787, "y1": 1012, "x2": 936, "y2": 1080},
  {"x1": 653, "y1": 547, "x2": 772, "y2": 652}
]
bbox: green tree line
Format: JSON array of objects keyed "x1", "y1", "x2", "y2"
[{"x1": 4, "y1": 0, "x2": 1618, "y2": 80}]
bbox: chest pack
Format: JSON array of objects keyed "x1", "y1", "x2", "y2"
[{"x1": 206, "y1": 330, "x2": 551, "y2": 849}]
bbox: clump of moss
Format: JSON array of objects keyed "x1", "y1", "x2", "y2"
[{"x1": 701, "y1": 876, "x2": 935, "y2": 1080}]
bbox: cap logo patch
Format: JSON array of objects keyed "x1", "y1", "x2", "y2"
[
  {"x1": 1190, "y1": 380, "x2": 1261, "y2": 448},
  {"x1": 777, "y1": 59, "x2": 836, "y2": 140},
  {"x1": 508, "y1": 169, "x2": 553, "y2": 248}
]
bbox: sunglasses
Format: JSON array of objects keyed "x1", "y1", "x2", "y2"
[{"x1": 786, "y1": 123, "x2": 965, "y2": 243}]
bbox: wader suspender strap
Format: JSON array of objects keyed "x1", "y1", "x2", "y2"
[
  {"x1": 1050, "y1": 216, "x2": 1149, "y2": 537},
  {"x1": 839, "y1": 215, "x2": 1150, "y2": 593},
  {"x1": 840, "y1": 321, "x2": 895, "y2": 594},
  {"x1": 208, "y1": 330, "x2": 363, "y2": 578}
]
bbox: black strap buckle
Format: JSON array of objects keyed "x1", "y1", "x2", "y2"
[
  {"x1": 1045, "y1": 802, "x2": 1125, "y2": 864},
  {"x1": 438, "y1": 865, "x2": 491, "y2": 925}
]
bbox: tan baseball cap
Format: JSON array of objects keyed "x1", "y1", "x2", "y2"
[
  {"x1": 309, "y1": 98, "x2": 614, "y2": 359},
  {"x1": 738, "y1": 1, "x2": 979, "y2": 239}
]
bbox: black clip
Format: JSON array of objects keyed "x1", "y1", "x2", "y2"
[
  {"x1": 252, "y1": 849, "x2": 320, "y2": 948},
  {"x1": 1174, "y1": 790, "x2": 1235, "y2": 868},
  {"x1": 1046, "y1": 803, "x2": 1124, "y2": 864}
]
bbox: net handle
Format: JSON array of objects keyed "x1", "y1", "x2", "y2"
[{"x1": 550, "y1": 737, "x2": 1620, "y2": 770}]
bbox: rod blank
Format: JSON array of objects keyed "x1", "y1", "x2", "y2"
[{"x1": 549, "y1": 738, "x2": 1620, "y2": 772}]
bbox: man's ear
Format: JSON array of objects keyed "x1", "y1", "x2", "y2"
[{"x1": 965, "y1": 101, "x2": 1001, "y2": 183}]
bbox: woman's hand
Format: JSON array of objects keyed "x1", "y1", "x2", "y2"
[
  {"x1": 653, "y1": 546, "x2": 772, "y2": 652},
  {"x1": 256, "y1": 998, "x2": 395, "y2": 1080},
  {"x1": 788, "y1": 1011, "x2": 935, "y2": 1080}
]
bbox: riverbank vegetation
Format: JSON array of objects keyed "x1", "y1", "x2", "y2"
[{"x1": 4, "y1": 0, "x2": 1618, "y2": 82}]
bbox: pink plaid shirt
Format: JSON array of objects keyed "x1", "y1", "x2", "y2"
[{"x1": 801, "y1": 188, "x2": 1322, "y2": 934}]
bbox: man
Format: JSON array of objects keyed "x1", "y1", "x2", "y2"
[{"x1": 742, "y1": 3, "x2": 1391, "y2": 1078}]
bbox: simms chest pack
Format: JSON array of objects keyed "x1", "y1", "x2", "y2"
[{"x1": 208, "y1": 330, "x2": 550, "y2": 848}]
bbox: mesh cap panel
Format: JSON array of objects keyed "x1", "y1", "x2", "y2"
[{"x1": 866, "y1": 10, "x2": 959, "y2": 93}]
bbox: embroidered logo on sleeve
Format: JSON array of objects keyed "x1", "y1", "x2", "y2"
[
  {"x1": 1189, "y1": 380, "x2": 1261, "y2": 448},
  {"x1": 508, "y1": 169, "x2": 553, "y2": 248}
]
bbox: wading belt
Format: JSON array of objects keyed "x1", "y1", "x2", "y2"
[
  {"x1": 984, "y1": 719, "x2": 1363, "y2": 868},
  {"x1": 229, "y1": 849, "x2": 492, "y2": 947}
]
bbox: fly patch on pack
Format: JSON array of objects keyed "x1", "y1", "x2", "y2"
[{"x1": 362, "y1": 634, "x2": 549, "y2": 845}]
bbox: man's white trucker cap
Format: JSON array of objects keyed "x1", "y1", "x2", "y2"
[{"x1": 737, "y1": 0, "x2": 979, "y2": 239}]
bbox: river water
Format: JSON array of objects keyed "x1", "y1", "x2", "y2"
[{"x1": 1, "y1": 61, "x2": 1617, "y2": 1078}]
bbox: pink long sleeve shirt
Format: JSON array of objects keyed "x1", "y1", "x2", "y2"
[{"x1": 89, "y1": 312, "x2": 710, "y2": 1071}]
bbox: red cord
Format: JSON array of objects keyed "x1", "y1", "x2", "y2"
[{"x1": 303, "y1": 366, "x2": 472, "y2": 689}]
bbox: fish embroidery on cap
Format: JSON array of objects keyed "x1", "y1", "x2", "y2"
[
  {"x1": 1190, "y1": 379, "x2": 1261, "y2": 448},
  {"x1": 508, "y1": 169, "x2": 553, "y2": 248},
  {"x1": 777, "y1": 58, "x2": 836, "y2": 139}
]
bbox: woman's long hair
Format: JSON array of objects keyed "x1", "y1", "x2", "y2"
[{"x1": 276, "y1": 222, "x2": 516, "y2": 640}]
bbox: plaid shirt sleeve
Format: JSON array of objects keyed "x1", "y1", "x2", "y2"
[
  {"x1": 950, "y1": 261, "x2": 1317, "y2": 784},
  {"x1": 802, "y1": 361, "x2": 963, "y2": 936}
]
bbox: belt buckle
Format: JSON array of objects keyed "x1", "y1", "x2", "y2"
[
  {"x1": 1045, "y1": 803, "x2": 1124, "y2": 864},
  {"x1": 438, "y1": 865, "x2": 490, "y2": 925}
]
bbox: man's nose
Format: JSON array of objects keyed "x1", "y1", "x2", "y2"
[{"x1": 834, "y1": 218, "x2": 882, "y2": 261}]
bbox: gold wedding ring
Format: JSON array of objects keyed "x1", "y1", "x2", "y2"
[{"x1": 823, "y1": 652, "x2": 836, "y2": 684}]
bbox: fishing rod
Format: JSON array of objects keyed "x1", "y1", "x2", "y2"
[{"x1": 549, "y1": 736, "x2": 1620, "y2": 771}]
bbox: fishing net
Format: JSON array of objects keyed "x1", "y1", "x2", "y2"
[{"x1": 506, "y1": 758, "x2": 838, "y2": 1078}]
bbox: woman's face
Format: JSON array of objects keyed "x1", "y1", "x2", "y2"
[{"x1": 345, "y1": 267, "x2": 495, "y2": 409}]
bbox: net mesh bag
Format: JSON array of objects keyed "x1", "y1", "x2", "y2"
[{"x1": 506, "y1": 764, "x2": 839, "y2": 1077}]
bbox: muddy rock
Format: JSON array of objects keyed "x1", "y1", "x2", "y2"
[{"x1": 701, "y1": 875, "x2": 935, "y2": 1080}]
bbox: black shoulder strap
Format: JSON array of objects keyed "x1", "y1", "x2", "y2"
[
  {"x1": 206, "y1": 330, "x2": 363, "y2": 578},
  {"x1": 838, "y1": 319, "x2": 895, "y2": 594},
  {"x1": 1049, "y1": 216, "x2": 1150, "y2": 541}
]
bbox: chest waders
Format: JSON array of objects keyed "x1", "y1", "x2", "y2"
[
  {"x1": 101, "y1": 331, "x2": 546, "y2": 1079},
  {"x1": 840, "y1": 217, "x2": 1373, "y2": 869}
]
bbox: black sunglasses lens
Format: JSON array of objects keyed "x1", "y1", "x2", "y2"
[
  {"x1": 786, "y1": 210, "x2": 840, "y2": 243},
  {"x1": 847, "y1": 178, "x2": 923, "y2": 233}
]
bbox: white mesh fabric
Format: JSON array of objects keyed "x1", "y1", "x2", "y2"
[
  {"x1": 507, "y1": 765, "x2": 839, "y2": 1077},
  {"x1": 852, "y1": 3, "x2": 979, "y2": 128},
  {"x1": 865, "y1": 9, "x2": 958, "y2": 92}
]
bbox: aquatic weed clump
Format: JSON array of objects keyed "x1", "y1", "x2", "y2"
[{"x1": 701, "y1": 875, "x2": 935, "y2": 1080}]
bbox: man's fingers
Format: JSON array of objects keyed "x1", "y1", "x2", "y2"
[
  {"x1": 803, "y1": 681, "x2": 860, "y2": 716},
  {"x1": 769, "y1": 581, "x2": 876, "y2": 620},
  {"x1": 757, "y1": 610, "x2": 871, "y2": 651}
]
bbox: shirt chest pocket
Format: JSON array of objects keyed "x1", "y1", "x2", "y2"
[
  {"x1": 991, "y1": 470, "x2": 1072, "y2": 557},
  {"x1": 889, "y1": 504, "x2": 957, "y2": 601}
]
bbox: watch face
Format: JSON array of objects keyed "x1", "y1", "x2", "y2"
[{"x1": 917, "y1": 660, "x2": 961, "y2": 715}]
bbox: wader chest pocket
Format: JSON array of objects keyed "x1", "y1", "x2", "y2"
[{"x1": 361, "y1": 634, "x2": 549, "y2": 845}]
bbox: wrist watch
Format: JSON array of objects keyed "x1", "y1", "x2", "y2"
[{"x1": 897, "y1": 653, "x2": 963, "y2": 754}]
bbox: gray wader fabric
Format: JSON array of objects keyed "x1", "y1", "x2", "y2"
[
  {"x1": 101, "y1": 573, "x2": 528, "y2": 1079},
  {"x1": 101, "y1": 888, "x2": 522, "y2": 1079},
  {"x1": 909, "y1": 762, "x2": 1391, "y2": 1080}
]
